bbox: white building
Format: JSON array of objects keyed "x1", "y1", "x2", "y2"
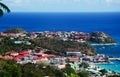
[{"x1": 66, "y1": 51, "x2": 82, "y2": 57}]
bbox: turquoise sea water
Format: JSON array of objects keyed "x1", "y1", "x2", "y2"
[
  {"x1": 94, "y1": 36, "x2": 120, "y2": 73},
  {"x1": 95, "y1": 60, "x2": 120, "y2": 73},
  {"x1": 0, "y1": 12, "x2": 120, "y2": 73}
]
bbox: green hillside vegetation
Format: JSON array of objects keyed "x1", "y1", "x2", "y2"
[
  {"x1": 0, "y1": 37, "x2": 35, "y2": 55},
  {"x1": 0, "y1": 1, "x2": 10, "y2": 16},
  {"x1": 0, "y1": 59, "x2": 120, "y2": 77},
  {"x1": 0, "y1": 30, "x2": 116, "y2": 55},
  {"x1": 88, "y1": 32, "x2": 116, "y2": 44},
  {"x1": 0, "y1": 60, "x2": 91, "y2": 77},
  {"x1": 0, "y1": 36, "x2": 96, "y2": 55},
  {"x1": 31, "y1": 37, "x2": 96, "y2": 55},
  {"x1": 4, "y1": 28, "x2": 26, "y2": 33},
  {"x1": 0, "y1": 60, "x2": 65, "y2": 77}
]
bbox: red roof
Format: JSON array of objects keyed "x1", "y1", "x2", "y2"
[
  {"x1": 33, "y1": 56, "x2": 47, "y2": 60},
  {"x1": 19, "y1": 50, "x2": 29, "y2": 55},
  {"x1": 16, "y1": 55, "x2": 27, "y2": 59},
  {"x1": 14, "y1": 57, "x2": 20, "y2": 61},
  {"x1": 3, "y1": 56, "x2": 13, "y2": 60},
  {"x1": 7, "y1": 52, "x2": 19, "y2": 55},
  {"x1": 68, "y1": 56, "x2": 79, "y2": 60},
  {"x1": 9, "y1": 33, "x2": 15, "y2": 36},
  {"x1": 0, "y1": 55, "x2": 3, "y2": 59},
  {"x1": 34, "y1": 52, "x2": 44, "y2": 55},
  {"x1": 33, "y1": 58, "x2": 40, "y2": 60}
]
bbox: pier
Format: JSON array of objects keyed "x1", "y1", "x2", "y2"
[{"x1": 109, "y1": 58, "x2": 120, "y2": 61}]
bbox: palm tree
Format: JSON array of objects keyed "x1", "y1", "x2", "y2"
[{"x1": 0, "y1": 1, "x2": 10, "y2": 16}]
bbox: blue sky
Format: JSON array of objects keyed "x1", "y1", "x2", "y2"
[{"x1": 2, "y1": 0, "x2": 120, "y2": 12}]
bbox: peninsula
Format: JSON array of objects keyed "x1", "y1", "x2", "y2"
[
  {"x1": 0, "y1": 28, "x2": 118, "y2": 77},
  {"x1": 0, "y1": 28, "x2": 116, "y2": 55}
]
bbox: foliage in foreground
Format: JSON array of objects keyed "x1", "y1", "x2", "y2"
[
  {"x1": 0, "y1": 1, "x2": 10, "y2": 16},
  {"x1": 0, "y1": 60, "x2": 92, "y2": 77},
  {"x1": 0, "y1": 60, "x2": 120, "y2": 77},
  {"x1": 0, "y1": 60, "x2": 65, "y2": 77},
  {"x1": 108, "y1": 75, "x2": 120, "y2": 77}
]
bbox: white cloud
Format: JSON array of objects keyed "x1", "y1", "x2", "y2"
[
  {"x1": 13, "y1": 0, "x2": 24, "y2": 4},
  {"x1": 106, "y1": 0, "x2": 112, "y2": 3}
]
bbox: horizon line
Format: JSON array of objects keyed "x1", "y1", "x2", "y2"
[{"x1": 10, "y1": 11, "x2": 120, "y2": 13}]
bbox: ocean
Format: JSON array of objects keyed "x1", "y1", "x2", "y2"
[
  {"x1": 0, "y1": 12, "x2": 120, "y2": 72},
  {"x1": 94, "y1": 37, "x2": 120, "y2": 73}
]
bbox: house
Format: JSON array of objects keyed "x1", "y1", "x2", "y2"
[
  {"x1": 66, "y1": 51, "x2": 82, "y2": 57},
  {"x1": 29, "y1": 56, "x2": 38, "y2": 60},
  {"x1": 14, "y1": 57, "x2": 21, "y2": 61},
  {"x1": 6, "y1": 52, "x2": 19, "y2": 57},
  {"x1": 19, "y1": 50, "x2": 32, "y2": 55},
  {"x1": 16, "y1": 55, "x2": 29, "y2": 61},
  {"x1": 34, "y1": 52, "x2": 44, "y2": 56},
  {"x1": 68, "y1": 56, "x2": 79, "y2": 62},
  {"x1": 45, "y1": 54, "x2": 56, "y2": 57},
  {"x1": 57, "y1": 63, "x2": 66, "y2": 69},
  {"x1": 0, "y1": 32, "x2": 7, "y2": 36},
  {"x1": 8, "y1": 33, "x2": 16, "y2": 37},
  {"x1": 33, "y1": 56, "x2": 48, "y2": 62},
  {"x1": 14, "y1": 41, "x2": 23, "y2": 44},
  {"x1": 0, "y1": 55, "x2": 3, "y2": 59},
  {"x1": 3, "y1": 56, "x2": 13, "y2": 60}
]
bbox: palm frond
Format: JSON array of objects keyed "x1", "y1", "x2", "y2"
[
  {"x1": 0, "y1": 9, "x2": 3, "y2": 16},
  {"x1": 0, "y1": 2, "x2": 10, "y2": 13}
]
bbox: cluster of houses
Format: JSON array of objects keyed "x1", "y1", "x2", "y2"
[
  {"x1": 0, "y1": 32, "x2": 26, "y2": 37},
  {"x1": 0, "y1": 31, "x2": 112, "y2": 77},
  {"x1": 0, "y1": 49, "x2": 54, "y2": 63},
  {"x1": 0, "y1": 48, "x2": 110, "y2": 70},
  {"x1": 0, "y1": 49, "x2": 66, "y2": 69},
  {"x1": 0, "y1": 31, "x2": 94, "y2": 43},
  {"x1": 0, "y1": 44, "x2": 111, "y2": 77},
  {"x1": 36, "y1": 31, "x2": 91, "y2": 42}
]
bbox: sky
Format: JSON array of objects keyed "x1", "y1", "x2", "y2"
[{"x1": 2, "y1": 0, "x2": 120, "y2": 12}]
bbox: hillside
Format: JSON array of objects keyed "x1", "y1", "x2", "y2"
[
  {"x1": 31, "y1": 37, "x2": 96, "y2": 55},
  {"x1": 4, "y1": 28, "x2": 26, "y2": 33},
  {"x1": 88, "y1": 32, "x2": 116, "y2": 44}
]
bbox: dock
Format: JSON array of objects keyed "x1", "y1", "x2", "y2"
[{"x1": 109, "y1": 58, "x2": 120, "y2": 61}]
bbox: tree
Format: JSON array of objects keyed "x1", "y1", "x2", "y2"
[
  {"x1": 63, "y1": 64, "x2": 77, "y2": 77},
  {"x1": 79, "y1": 62, "x2": 89, "y2": 68},
  {"x1": 0, "y1": 0, "x2": 10, "y2": 16},
  {"x1": 99, "y1": 69, "x2": 107, "y2": 75},
  {"x1": 0, "y1": 60, "x2": 22, "y2": 77},
  {"x1": 78, "y1": 71, "x2": 89, "y2": 77}
]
